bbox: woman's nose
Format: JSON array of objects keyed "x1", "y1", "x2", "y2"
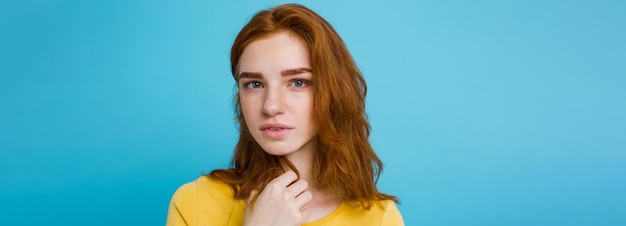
[{"x1": 262, "y1": 87, "x2": 286, "y2": 117}]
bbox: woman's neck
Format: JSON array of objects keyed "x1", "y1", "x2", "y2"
[
  {"x1": 282, "y1": 140, "x2": 341, "y2": 220},
  {"x1": 282, "y1": 139, "x2": 316, "y2": 186}
]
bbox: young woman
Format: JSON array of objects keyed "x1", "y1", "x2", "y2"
[{"x1": 167, "y1": 4, "x2": 404, "y2": 226}]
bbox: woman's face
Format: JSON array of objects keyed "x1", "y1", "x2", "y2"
[{"x1": 237, "y1": 31, "x2": 316, "y2": 157}]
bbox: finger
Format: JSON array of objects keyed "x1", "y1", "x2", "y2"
[
  {"x1": 299, "y1": 208, "x2": 311, "y2": 223},
  {"x1": 271, "y1": 171, "x2": 298, "y2": 187},
  {"x1": 294, "y1": 190, "x2": 312, "y2": 208},
  {"x1": 246, "y1": 190, "x2": 258, "y2": 205},
  {"x1": 286, "y1": 179, "x2": 308, "y2": 197}
]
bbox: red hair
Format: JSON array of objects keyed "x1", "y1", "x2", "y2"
[{"x1": 210, "y1": 3, "x2": 398, "y2": 209}]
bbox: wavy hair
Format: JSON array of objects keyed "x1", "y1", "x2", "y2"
[{"x1": 210, "y1": 3, "x2": 398, "y2": 209}]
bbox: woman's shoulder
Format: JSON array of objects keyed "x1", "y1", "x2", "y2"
[
  {"x1": 377, "y1": 200, "x2": 404, "y2": 226},
  {"x1": 170, "y1": 175, "x2": 237, "y2": 204},
  {"x1": 167, "y1": 175, "x2": 246, "y2": 226}
]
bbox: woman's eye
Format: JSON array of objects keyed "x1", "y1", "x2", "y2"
[
  {"x1": 245, "y1": 81, "x2": 263, "y2": 89},
  {"x1": 291, "y1": 80, "x2": 308, "y2": 87}
]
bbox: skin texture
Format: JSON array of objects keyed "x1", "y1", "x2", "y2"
[
  {"x1": 244, "y1": 171, "x2": 312, "y2": 226},
  {"x1": 238, "y1": 31, "x2": 316, "y2": 159},
  {"x1": 238, "y1": 31, "x2": 321, "y2": 225}
]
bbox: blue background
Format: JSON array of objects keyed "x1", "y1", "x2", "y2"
[{"x1": 1, "y1": 0, "x2": 624, "y2": 225}]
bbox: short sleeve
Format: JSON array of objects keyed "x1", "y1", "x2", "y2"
[
  {"x1": 166, "y1": 181, "x2": 198, "y2": 226},
  {"x1": 380, "y1": 201, "x2": 404, "y2": 226}
]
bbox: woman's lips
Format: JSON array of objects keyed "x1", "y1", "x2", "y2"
[
  {"x1": 260, "y1": 123, "x2": 292, "y2": 139},
  {"x1": 262, "y1": 127, "x2": 292, "y2": 138}
]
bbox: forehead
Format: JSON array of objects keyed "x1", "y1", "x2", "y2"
[{"x1": 238, "y1": 31, "x2": 311, "y2": 74}]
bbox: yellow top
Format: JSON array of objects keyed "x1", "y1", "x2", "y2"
[{"x1": 166, "y1": 176, "x2": 404, "y2": 226}]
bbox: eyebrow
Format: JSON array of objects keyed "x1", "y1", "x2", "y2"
[
  {"x1": 239, "y1": 67, "x2": 313, "y2": 79},
  {"x1": 282, "y1": 68, "x2": 312, "y2": 76},
  {"x1": 239, "y1": 72, "x2": 262, "y2": 79}
]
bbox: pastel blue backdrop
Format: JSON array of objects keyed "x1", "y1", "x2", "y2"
[{"x1": 1, "y1": 0, "x2": 624, "y2": 225}]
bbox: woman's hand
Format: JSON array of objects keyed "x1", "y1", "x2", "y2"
[{"x1": 243, "y1": 171, "x2": 312, "y2": 226}]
